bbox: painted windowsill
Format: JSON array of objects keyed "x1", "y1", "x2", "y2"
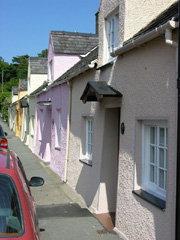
[
  {"x1": 133, "y1": 189, "x2": 166, "y2": 210},
  {"x1": 79, "y1": 158, "x2": 92, "y2": 167}
]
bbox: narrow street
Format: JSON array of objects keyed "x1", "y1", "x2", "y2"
[{"x1": 0, "y1": 118, "x2": 122, "y2": 240}]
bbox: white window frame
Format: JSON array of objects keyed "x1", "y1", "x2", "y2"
[
  {"x1": 142, "y1": 122, "x2": 168, "y2": 200},
  {"x1": 106, "y1": 11, "x2": 119, "y2": 61},
  {"x1": 86, "y1": 117, "x2": 93, "y2": 161}
]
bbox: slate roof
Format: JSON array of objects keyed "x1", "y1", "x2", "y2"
[
  {"x1": 29, "y1": 57, "x2": 47, "y2": 74},
  {"x1": 50, "y1": 31, "x2": 98, "y2": 55},
  {"x1": 126, "y1": 1, "x2": 178, "y2": 44},
  {"x1": 30, "y1": 46, "x2": 98, "y2": 96},
  {"x1": 12, "y1": 87, "x2": 18, "y2": 95},
  {"x1": 19, "y1": 79, "x2": 27, "y2": 91}
]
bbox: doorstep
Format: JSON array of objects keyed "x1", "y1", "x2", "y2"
[{"x1": 93, "y1": 212, "x2": 115, "y2": 231}]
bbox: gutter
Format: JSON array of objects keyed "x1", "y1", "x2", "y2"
[{"x1": 111, "y1": 20, "x2": 178, "y2": 57}]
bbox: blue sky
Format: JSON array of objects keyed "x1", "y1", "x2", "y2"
[{"x1": 0, "y1": 0, "x2": 100, "y2": 63}]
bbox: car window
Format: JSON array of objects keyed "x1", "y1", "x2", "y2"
[
  {"x1": 0, "y1": 127, "x2": 3, "y2": 136},
  {"x1": 0, "y1": 174, "x2": 24, "y2": 237},
  {"x1": 17, "y1": 157, "x2": 32, "y2": 196}
]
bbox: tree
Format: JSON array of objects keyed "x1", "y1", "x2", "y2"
[
  {"x1": 37, "y1": 49, "x2": 48, "y2": 58},
  {"x1": 12, "y1": 54, "x2": 29, "y2": 79},
  {"x1": 0, "y1": 92, "x2": 11, "y2": 121}
]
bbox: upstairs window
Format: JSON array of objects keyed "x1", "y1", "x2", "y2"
[{"x1": 106, "y1": 12, "x2": 119, "y2": 61}]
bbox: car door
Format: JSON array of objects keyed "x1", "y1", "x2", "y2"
[{"x1": 16, "y1": 157, "x2": 40, "y2": 238}]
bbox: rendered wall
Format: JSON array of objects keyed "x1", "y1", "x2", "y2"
[
  {"x1": 28, "y1": 74, "x2": 47, "y2": 95},
  {"x1": 34, "y1": 83, "x2": 69, "y2": 181},
  {"x1": 98, "y1": 36, "x2": 177, "y2": 240},
  {"x1": 48, "y1": 38, "x2": 81, "y2": 81},
  {"x1": 98, "y1": 0, "x2": 177, "y2": 65},
  {"x1": 68, "y1": 69, "x2": 102, "y2": 210}
]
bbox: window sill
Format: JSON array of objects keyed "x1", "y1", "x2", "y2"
[
  {"x1": 79, "y1": 159, "x2": 92, "y2": 167},
  {"x1": 133, "y1": 189, "x2": 166, "y2": 210},
  {"x1": 55, "y1": 147, "x2": 61, "y2": 151}
]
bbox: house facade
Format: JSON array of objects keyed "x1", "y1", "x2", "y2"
[
  {"x1": 66, "y1": 1, "x2": 178, "y2": 240},
  {"x1": 8, "y1": 87, "x2": 18, "y2": 132},
  {"x1": 21, "y1": 57, "x2": 47, "y2": 150},
  {"x1": 15, "y1": 79, "x2": 27, "y2": 138},
  {"x1": 33, "y1": 31, "x2": 98, "y2": 180}
]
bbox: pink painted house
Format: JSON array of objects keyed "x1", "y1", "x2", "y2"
[{"x1": 33, "y1": 31, "x2": 98, "y2": 181}]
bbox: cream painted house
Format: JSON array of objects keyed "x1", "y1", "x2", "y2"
[
  {"x1": 8, "y1": 87, "x2": 18, "y2": 132},
  {"x1": 66, "y1": 1, "x2": 178, "y2": 240},
  {"x1": 21, "y1": 57, "x2": 47, "y2": 150}
]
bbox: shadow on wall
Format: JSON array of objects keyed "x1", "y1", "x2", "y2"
[
  {"x1": 38, "y1": 107, "x2": 52, "y2": 163},
  {"x1": 76, "y1": 107, "x2": 120, "y2": 213}
]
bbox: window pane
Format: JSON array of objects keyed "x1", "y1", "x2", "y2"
[
  {"x1": 159, "y1": 148, "x2": 164, "y2": 168},
  {"x1": 159, "y1": 169, "x2": 165, "y2": 189},
  {"x1": 150, "y1": 146, "x2": 155, "y2": 163},
  {"x1": 166, "y1": 129, "x2": 168, "y2": 147},
  {"x1": 150, "y1": 165, "x2": 155, "y2": 183},
  {"x1": 159, "y1": 128, "x2": 165, "y2": 146},
  {"x1": 150, "y1": 127, "x2": 155, "y2": 144}
]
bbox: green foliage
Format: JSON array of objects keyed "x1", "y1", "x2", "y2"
[
  {"x1": 12, "y1": 54, "x2": 29, "y2": 79},
  {"x1": 0, "y1": 49, "x2": 46, "y2": 121},
  {"x1": 37, "y1": 49, "x2": 48, "y2": 58},
  {"x1": 0, "y1": 92, "x2": 11, "y2": 121}
]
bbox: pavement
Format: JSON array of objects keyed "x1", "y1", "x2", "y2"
[{"x1": 0, "y1": 118, "x2": 123, "y2": 240}]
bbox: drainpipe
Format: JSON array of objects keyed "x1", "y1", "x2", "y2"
[
  {"x1": 64, "y1": 80, "x2": 72, "y2": 182},
  {"x1": 176, "y1": 2, "x2": 180, "y2": 239}
]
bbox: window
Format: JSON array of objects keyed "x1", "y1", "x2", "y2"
[
  {"x1": 56, "y1": 110, "x2": 61, "y2": 148},
  {"x1": 0, "y1": 174, "x2": 23, "y2": 236},
  {"x1": 106, "y1": 12, "x2": 119, "y2": 61},
  {"x1": 86, "y1": 118, "x2": 93, "y2": 160},
  {"x1": 142, "y1": 123, "x2": 168, "y2": 200},
  {"x1": 38, "y1": 109, "x2": 43, "y2": 141},
  {"x1": 80, "y1": 116, "x2": 94, "y2": 166}
]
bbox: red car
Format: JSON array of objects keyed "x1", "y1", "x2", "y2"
[{"x1": 0, "y1": 148, "x2": 44, "y2": 239}]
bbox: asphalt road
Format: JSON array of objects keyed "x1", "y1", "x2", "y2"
[{"x1": 1, "y1": 118, "x2": 122, "y2": 240}]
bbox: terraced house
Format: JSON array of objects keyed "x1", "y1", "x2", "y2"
[
  {"x1": 64, "y1": 0, "x2": 179, "y2": 239},
  {"x1": 33, "y1": 31, "x2": 98, "y2": 180}
]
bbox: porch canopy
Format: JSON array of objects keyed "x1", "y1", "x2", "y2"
[
  {"x1": 20, "y1": 101, "x2": 29, "y2": 108},
  {"x1": 37, "y1": 101, "x2": 52, "y2": 106},
  {"x1": 80, "y1": 81, "x2": 122, "y2": 104}
]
